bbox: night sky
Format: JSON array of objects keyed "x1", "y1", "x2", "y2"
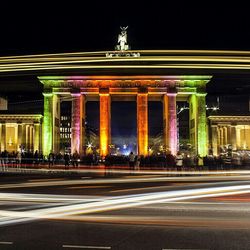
[
  {"x1": 1, "y1": 2, "x2": 250, "y2": 55},
  {"x1": 1, "y1": 2, "x2": 250, "y2": 141}
]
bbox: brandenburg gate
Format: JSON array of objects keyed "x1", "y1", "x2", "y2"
[{"x1": 39, "y1": 75, "x2": 211, "y2": 157}]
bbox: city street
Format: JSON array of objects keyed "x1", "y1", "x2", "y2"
[{"x1": 0, "y1": 169, "x2": 250, "y2": 249}]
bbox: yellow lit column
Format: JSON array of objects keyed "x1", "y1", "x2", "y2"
[
  {"x1": 30, "y1": 126, "x2": 34, "y2": 152},
  {"x1": 231, "y1": 125, "x2": 237, "y2": 150},
  {"x1": 211, "y1": 125, "x2": 218, "y2": 156},
  {"x1": 223, "y1": 126, "x2": 228, "y2": 145},
  {"x1": 17, "y1": 122, "x2": 22, "y2": 152},
  {"x1": 34, "y1": 123, "x2": 40, "y2": 152},
  {"x1": 99, "y1": 90, "x2": 111, "y2": 157},
  {"x1": 71, "y1": 93, "x2": 85, "y2": 155},
  {"x1": 1, "y1": 123, "x2": 6, "y2": 151},
  {"x1": 137, "y1": 90, "x2": 148, "y2": 156},
  {"x1": 26, "y1": 125, "x2": 30, "y2": 151},
  {"x1": 22, "y1": 124, "x2": 27, "y2": 151}
]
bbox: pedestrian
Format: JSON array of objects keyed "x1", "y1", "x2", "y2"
[
  {"x1": 64, "y1": 153, "x2": 70, "y2": 169},
  {"x1": 176, "y1": 152, "x2": 183, "y2": 171},
  {"x1": 128, "y1": 151, "x2": 136, "y2": 170},
  {"x1": 48, "y1": 151, "x2": 55, "y2": 168}
]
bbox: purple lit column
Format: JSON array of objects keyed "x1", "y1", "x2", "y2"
[
  {"x1": 167, "y1": 93, "x2": 177, "y2": 155},
  {"x1": 71, "y1": 93, "x2": 84, "y2": 155}
]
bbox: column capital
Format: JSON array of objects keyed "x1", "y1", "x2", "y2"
[
  {"x1": 167, "y1": 92, "x2": 177, "y2": 97},
  {"x1": 99, "y1": 88, "x2": 110, "y2": 94},
  {"x1": 71, "y1": 88, "x2": 81, "y2": 96},
  {"x1": 196, "y1": 92, "x2": 207, "y2": 97},
  {"x1": 138, "y1": 87, "x2": 148, "y2": 94}
]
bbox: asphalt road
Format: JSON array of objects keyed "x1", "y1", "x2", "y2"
[{"x1": 0, "y1": 169, "x2": 250, "y2": 250}]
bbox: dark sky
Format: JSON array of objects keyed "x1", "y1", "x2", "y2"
[
  {"x1": 1, "y1": 2, "x2": 250, "y2": 56},
  {"x1": 1, "y1": 2, "x2": 250, "y2": 142}
]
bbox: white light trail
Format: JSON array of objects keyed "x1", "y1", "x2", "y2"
[{"x1": 0, "y1": 184, "x2": 250, "y2": 226}]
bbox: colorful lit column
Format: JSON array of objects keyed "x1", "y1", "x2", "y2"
[
  {"x1": 211, "y1": 125, "x2": 218, "y2": 155},
  {"x1": 43, "y1": 93, "x2": 53, "y2": 156},
  {"x1": 167, "y1": 92, "x2": 177, "y2": 155},
  {"x1": 99, "y1": 90, "x2": 111, "y2": 157},
  {"x1": 71, "y1": 93, "x2": 84, "y2": 155},
  {"x1": 137, "y1": 89, "x2": 148, "y2": 156}
]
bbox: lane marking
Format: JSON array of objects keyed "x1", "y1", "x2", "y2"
[
  {"x1": 28, "y1": 178, "x2": 65, "y2": 182},
  {"x1": 62, "y1": 245, "x2": 111, "y2": 249},
  {"x1": 0, "y1": 241, "x2": 13, "y2": 245},
  {"x1": 162, "y1": 248, "x2": 208, "y2": 250},
  {"x1": 66, "y1": 185, "x2": 111, "y2": 189}
]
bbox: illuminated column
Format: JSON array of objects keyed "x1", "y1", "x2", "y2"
[
  {"x1": 43, "y1": 93, "x2": 53, "y2": 156},
  {"x1": 220, "y1": 127, "x2": 224, "y2": 146},
  {"x1": 223, "y1": 126, "x2": 228, "y2": 145},
  {"x1": 71, "y1": 93, "x2": 85, "y2": 155},
  {"x1": 1, "y1": 123, "x2": 6, "y2": 151},
  {"x1": 30, "y1": 125, "x2": 34, "y2": 152},
  {"x1": 211, "y1": 125, "x2": 218, "y2": 155},
  {"x1": 197, "y1": 93, "x2": 207, "y2": 156},
  {"x1": 26, "y1": 125, "x2": 30, "y2": 151},
  {"x1": 22, "y1": 124, "x2": 27, "y2": 150},
  {"x1": 189, "y1": 93, "x2": 207, "y2": 156},
  {"x1": 163, "y1": 95, "x2": 169, "y2": 151},
  {"x1": 137, "y1": 90, "x2": 148, "y2": 156},
  {"x1": 231, "y1": 125, "x2": 237, "y2": 150},
  {"x1": 99, "y1": 90, "x2": 111, "y2": 157},
  {"x1": 43, "y1": 92, "x2": 60, "y2": 156},
  {"x1": 167, "y1": 92, "x2": 177, "y2": 155},
  {"x1": 17, "y1": 122, "x2": 22, "y2": 152},
  {"x1": 34, "y1": 123, "x2": 40, "y2": 152},
  {"x1": 236, "y1": 127, "x2": 241, "y2": 149},
  {"x1": 52, "y1": 94, "x2": 60, "y2": 154}
]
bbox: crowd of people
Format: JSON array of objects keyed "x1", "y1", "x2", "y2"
[{"x1": 1, "y1": 149, "x2": 250, "y2": 171}]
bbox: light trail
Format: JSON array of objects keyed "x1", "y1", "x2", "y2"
[
  {"x1": 1, "y1": 171, "x2": 250, "y2": 190},
  {"x1": 0, "y1": 183, "x2": 250, "y2": 226}
]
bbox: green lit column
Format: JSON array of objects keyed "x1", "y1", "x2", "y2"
[
  {"x1": 189, "y1": 93, "x2": 207, "y2": 157},
  {"x1": 197, "y1": 93, "x2": 207, "y2": 156},
  {"x1": 43, "y1": 93, "x2": 53, "y2": 156}
]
